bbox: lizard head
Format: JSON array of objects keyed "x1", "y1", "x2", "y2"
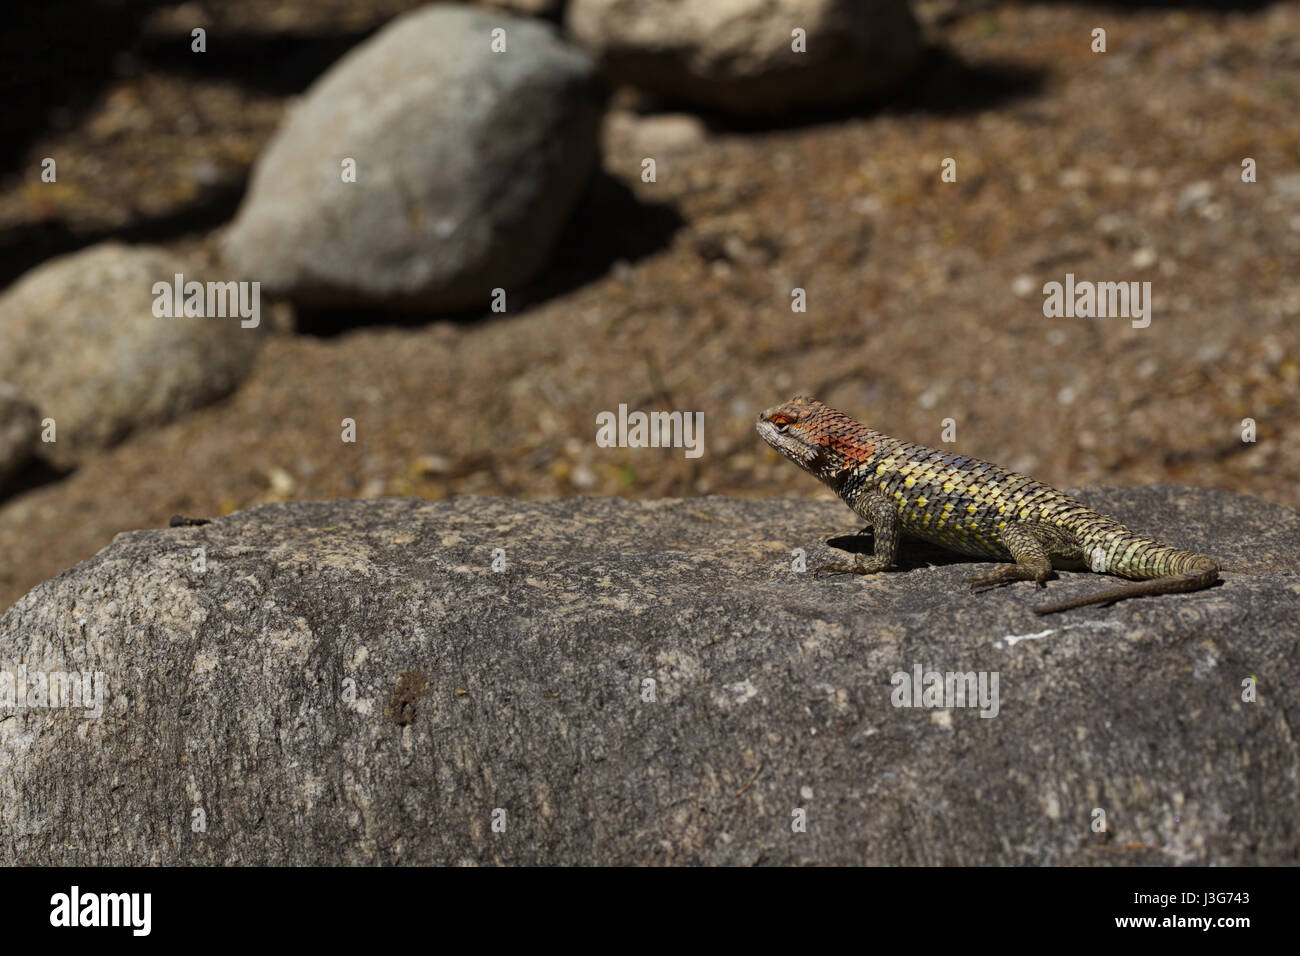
[{"x1": 756, "y1": 396, "x2": 876, "y2": 483}]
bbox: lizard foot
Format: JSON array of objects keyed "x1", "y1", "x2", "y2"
[
  {"x1": 964, "y1": 566, "x2": 1051, "y2": 591},
  {"x1": 816, "y1": 557, "x2": 891, "y2": 577}
]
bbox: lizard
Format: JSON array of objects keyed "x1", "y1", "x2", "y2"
[{"x1": 756, "y1": 396, "x2": 1221, "y2": 615}]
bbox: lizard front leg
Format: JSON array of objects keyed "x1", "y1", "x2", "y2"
[{"x1": 816, "y1": 492, "x2": 899, "y2": 576}]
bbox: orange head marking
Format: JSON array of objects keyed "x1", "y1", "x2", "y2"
[{"x1": 756, "y1": 396, "x2": 876, "y2": 483}]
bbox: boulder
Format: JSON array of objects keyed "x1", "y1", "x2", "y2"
[
  {"x1": 1, "y1": 487, "x2": 1296, "y2": 864},
  {"x1": 566, "y1": 0, "x2": 921, "y2": 115},
  {"x1": 221, "y1": 4, "x2": 601, "y2": 311},
  {"x1": 0, "y1": 243, "x2": 264, "y2": 467}
]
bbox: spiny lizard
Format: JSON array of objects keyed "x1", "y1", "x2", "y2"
[{"x1": 757, "y1": 396, "x2": 1221, "y2": 615}]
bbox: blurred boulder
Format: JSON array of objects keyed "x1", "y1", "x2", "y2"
[
  {"x1": 222, "y1": 4, "x2": 601, "y2": 312},
  {"x1": 0, "y1": 243, "x2": 264, "y2": 467},
  {"x1": 566, "y1": 0, "x2": 921, "y2": 115}
]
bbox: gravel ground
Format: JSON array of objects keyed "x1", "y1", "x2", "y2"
[{"x1": 1, "y1": 0, "x2": 1298, "y2": 610}]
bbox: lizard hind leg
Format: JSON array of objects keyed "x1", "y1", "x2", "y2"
[
  {"x1": 964, "y1": 521, "x2": 1064, "y2": 592},
  {"x1": 963, "y1": 561, "x2": 1050, "y2": 590}
]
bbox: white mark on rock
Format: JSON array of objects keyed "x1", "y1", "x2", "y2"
[
  {"x1": 727, "y1": 678, "x2": 758, "y2": 705},
  {"x1": 994, "y1": 619, "x2": 1122, "y2": 649}
]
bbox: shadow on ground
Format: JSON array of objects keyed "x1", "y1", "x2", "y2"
[
  {"x1": 135, "y1": 24, "x2": 380, "y2": 97},
  {"x1": 0, "y1": 182, "x2": 247, "y2": 291},
  {"x1": 824, "y1": 531, "x2": 975, "y2": 572},
  {"x1": 662, "y1": 47, "x2": 1049, "y2": 136},
  {"x1": 0, "y1": 458, "x2": 73, "y2": 505}
]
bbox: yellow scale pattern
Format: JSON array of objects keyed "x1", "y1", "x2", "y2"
[{"x1": 861, "y1": 439, "x2": 1087, "y2": 560}]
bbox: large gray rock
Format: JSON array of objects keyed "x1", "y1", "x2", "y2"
[
  {"x1": 0, "y1": 243, "x2": 264, "y2": 467},
  {"x1": 222, "y1": 4, "x2": 601, "y2": 311},
  {"x1": 566, "y1": 0, "x2": 921, "y2": 115},
  {"x1": 1, "y1": 486, "x2": 1296, "y2": 864},
  {"x1": 0, "y1": 382, "x2": 40, "y2": 485}
]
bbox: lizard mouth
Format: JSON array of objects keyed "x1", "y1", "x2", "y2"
[
  {"x1": 756, "y1": 417, "x2": 816, "y2": 468},
  {"x1": 755, "y1": 418, "x2": 780, "y2": 447}
]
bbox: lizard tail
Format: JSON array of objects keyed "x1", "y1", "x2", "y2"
[{"x1": 1033, "y1": 563, "x2": 1219, "y2": 615}]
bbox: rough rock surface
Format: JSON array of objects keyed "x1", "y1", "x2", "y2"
[
  {"x1": 1, "y1": 486, "x2": 1296, "y2": 865},
  {"x1": 221, "y1": 4, "x2": 600, "y2": 311},
  {"x1": 0, "y1": 382, "x2": 41, "y2": 485},
  {"x1": 0, "y1": 243, "x2": 264, "y2": 467},
  {"x1": 566, "y1": 0, "x2": 921, "y2": 114}
]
